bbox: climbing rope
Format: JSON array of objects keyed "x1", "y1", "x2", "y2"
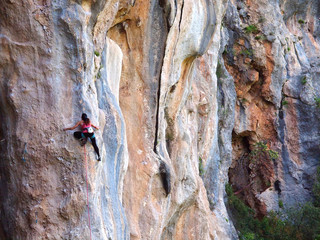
[{"x1": 84, "y1": 145, "x2": 92, "y2": 240}]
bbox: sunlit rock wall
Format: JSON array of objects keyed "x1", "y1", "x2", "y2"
[
  {"x1": 0, "y1": 0, "x2": 130, "y2": 239},
  {"x1": 0, "y1": 0, "x2": 237, "y2": 239},
  {"x1": 1, "y1": 0, "x2": 319, "y2": 239},
  {"x1": 107, "y1": 0, "x2": 237, "y2": 238}
]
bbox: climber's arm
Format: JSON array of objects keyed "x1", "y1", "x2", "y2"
[
  {"x1": 91, "y1": 124, "x2": 99, "y2": 130},
  {"x1": 63, "y1": 121, "x2": 81, "y2": 131}
]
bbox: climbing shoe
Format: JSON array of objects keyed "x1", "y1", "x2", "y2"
[
  {"x1": 96, "y1": 156, "x2": 101, "y2": 161},
  {"x1": 80, "y1": 137, "x2": 87, "y2": 146}
]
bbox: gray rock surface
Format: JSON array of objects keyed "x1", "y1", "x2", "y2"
[
  {"x1": 222, "y1": 0, "x2": 320, "y2": 214},
  {"x1": 0, "y1": 0, "x2": 320, "y2": 239}
]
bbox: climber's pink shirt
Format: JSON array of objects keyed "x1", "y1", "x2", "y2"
[{"x1": 81, "y1": 123, "x2": 91, "y2": 133}]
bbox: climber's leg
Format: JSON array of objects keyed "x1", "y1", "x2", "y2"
[
  {"x1": 74, "y1": 131, "x2": 87, "y2": 146},
  {"x1": 73, "y1": 131, "x2": 82, "y2": 139},
  {"x1": 90, "y1": 135, "x2": 100, "y2": 161}
]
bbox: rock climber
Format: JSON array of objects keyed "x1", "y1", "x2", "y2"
[{"x1": 63, "y1": 113, "x2": 101, "y2": 161}]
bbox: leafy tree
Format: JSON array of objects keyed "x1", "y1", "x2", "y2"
[{"x1": 226, "y1": 165, "x2": 320, "y2": 240}]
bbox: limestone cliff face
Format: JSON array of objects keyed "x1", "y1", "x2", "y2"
[
  {"x1": 0, "y1": 0, "x2": 129, "y2": 239},
  {"x1": 222, "y1": 0, "x2": 320, "y2": 216},
  {"x1": 0, "y1": 0, "x2": 319, "y2": 240}
]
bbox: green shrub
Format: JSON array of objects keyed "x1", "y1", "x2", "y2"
[
  {"x1": 97, "y1": 72, "x2": 101, "y2": 79},
  {"x1": 284, "y1": 203, "x2": 320, "y2": 240},
  {"x1": 94, "y1": 50, "x2": 100, "y2": 57},
  {"x1": 255, "y1": 35, "x2": 266, "y2": 41},
  {"x1": 226, "y1": 166, "x2": 320, "y2": 240},
  {"x1": 244, "y1": 25, "x2": 259, "y2": 34},
  {"x1": 279, "y1": 200, "x2": 284, "y2": 208},
  {"x1": 240, "y1": 49, "x2": 254, "y2": 57},
  {"x1": 199, "y1": 157, "x2": 204, "y2": 176},
  {"x1": 282, "y1": 99, "x2": 288, "y2": 106},
  {"x1": 241, "y1": 232, "x2": 256, "y2": 240},
  {"x1": 241, "y1": 98, "x2": 248, "y2": 103},
  {"x1": 216, "y1": 62, "x2": 223, "y2": 79},
  {"x1": 315, "y1": 97, "x2": 320, "y2": 108},
  {"x1": 313, "y1": 167, "x2": 320, "y2": 207},
  {"x1": 249, "y1": 142, "x2": 279, "y2": 163},
  {"x1": 298, "y1": 19, "x2": 305, "y2": 24},
  {"x1": 226, "y1": 183, "x2": 257, "y2": 233},
  {"x1": 301, "y1": 76, "x2": 307, "y2": 85}
]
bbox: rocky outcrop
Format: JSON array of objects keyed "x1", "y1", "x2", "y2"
[
  {"x1": 222, "y1": 0, "x2": 320, "y2": 215},
  {"x1": 0, "y1": 0, "x2": 130, "y2": 239},
  {"x1": 0, "y1": 0, "x2": 237, "y2": 239},
  {"x1": 107, "y1": 0, "x2": 236, "y2": 238},
  {"x1": 0, "y1": 0, "x2": 319, "y2": 239}
]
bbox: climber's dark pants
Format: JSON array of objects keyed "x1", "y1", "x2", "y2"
[{"x1": 74, "y1": 131, "x2": 100, "y2": 157}]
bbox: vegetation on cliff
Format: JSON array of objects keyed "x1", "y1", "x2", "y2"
[{"x1": 226, "y1": 167, "x2": 320, "y2": 240}]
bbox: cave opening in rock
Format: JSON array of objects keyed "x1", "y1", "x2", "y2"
[{"x1": 274, "y1": 180, "x2": 281, "y2": 194}]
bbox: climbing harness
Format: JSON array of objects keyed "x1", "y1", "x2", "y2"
[
  {"x1": 85, "y1": 126, "x2": 94, "y2": 133},
  {"x1": 81, "y1": 132, "x2": 95, "y2": 140},
  {"x1": 84, "y1": 145, "x2": 92, "y2": 240}
]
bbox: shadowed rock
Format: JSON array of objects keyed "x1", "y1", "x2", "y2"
[{"x1": 159, "y1": 160, "x2": 171, "y2": 196}]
